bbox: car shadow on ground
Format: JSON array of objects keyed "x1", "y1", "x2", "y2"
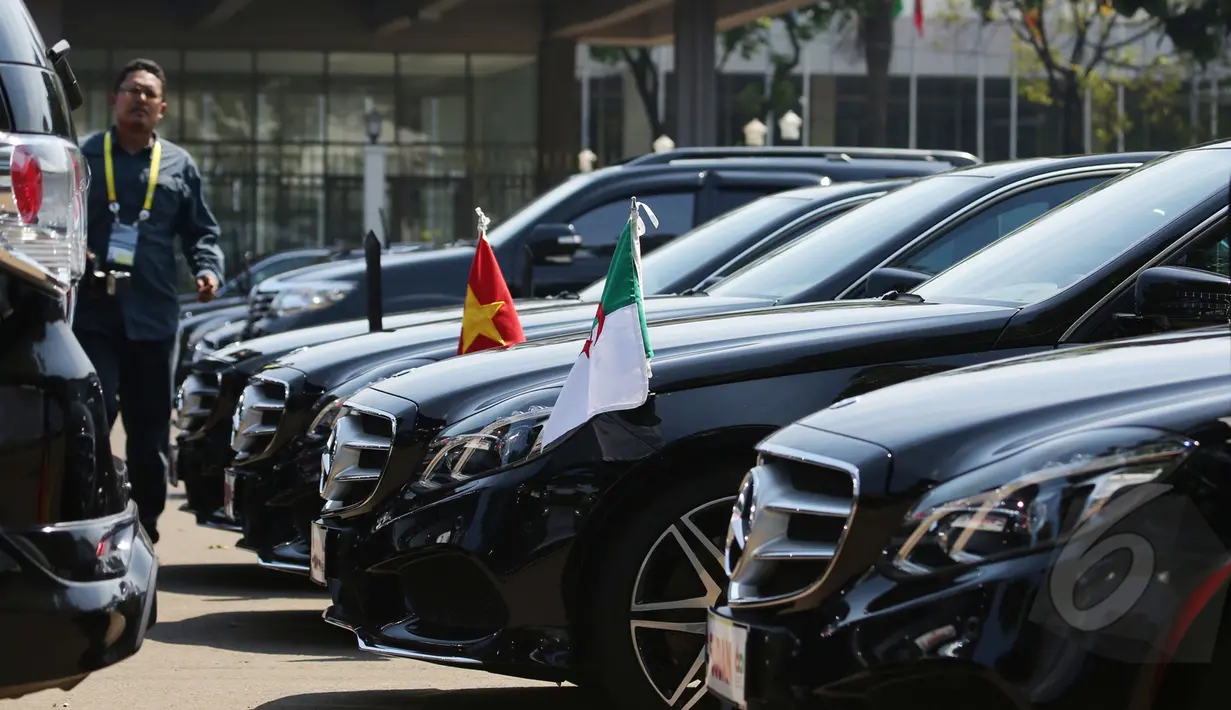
[
  {"x1": 157, "y1": 562, "x2": 327, "y2": 600},
  {"x1": 255, "y1": 686, "x2": 587, "y2": 709},
  {"x1": 147, "y1": 607, "x2": 371, "y2": 660}
]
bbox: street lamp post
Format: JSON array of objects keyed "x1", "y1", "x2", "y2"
[{"x1": 362, "y1": 101, "x2": 387, "y2": 245}]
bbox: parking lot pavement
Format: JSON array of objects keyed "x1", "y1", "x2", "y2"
[{"x1": 8, "y1": 424, "x2": 582, "y2": 710}]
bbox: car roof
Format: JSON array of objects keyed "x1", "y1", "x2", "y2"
[
  {"x1": 774, "y1": 178, "x2": 913, "y2": 202},
  {"x1": 955, "y1": 151, "x2": 1168, "y2": 179},
  {"x1": 626, "y1": 146, "x2": 982, "y2": 167}
]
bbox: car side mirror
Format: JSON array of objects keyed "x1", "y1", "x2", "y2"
[
  {"x1": 527, "y1": 223, "x2": 583, "y2": 265},
  {"x1": 1134, "y1": 265, "x2": 1231, "y2": 327},
  {"x1": 863, "y1": 267, "x2": 932, "y2": 298}
]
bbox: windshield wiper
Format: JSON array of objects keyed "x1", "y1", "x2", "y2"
[
  {"x1": 679, "y1": 287, "x2": 708, "y2": 296},
  {"x1": 880, "y1": 290, "x2": 925, "y2": 303}
]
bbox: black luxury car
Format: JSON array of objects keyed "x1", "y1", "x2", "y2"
[
  {"x1": 243, "y1": 147, "x2": 978, "y2": 337},
  {"x1": 314, "y1": 142, "x2": 1229, "y2": 710},
  {"x1": 0, "y1": 1, "x2": 157, "y2": 698},
  {"x1": 214, "y1": 150, "x2": 1142, "y2": 572},
  {"x1": 707, "y1": 325, "x2": 1231, "y2": 710},
  {"x1": 176, "y1": 178, "x2": 910, "y2": 531}
]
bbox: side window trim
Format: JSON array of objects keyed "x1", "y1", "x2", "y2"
[
  {"x1": 888, "y1": 174, "x2": 1108, "y2": 277},
  {"x1": 1059, "y1": 207, "x2": 1229, "y2": 343},
  {"x1": 833, "y1": 166, "x2": 1139, "y2": 300}
]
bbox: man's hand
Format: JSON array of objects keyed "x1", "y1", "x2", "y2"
[{"x1": 196, "y1": 273, "x2": 219, "y2": 303}]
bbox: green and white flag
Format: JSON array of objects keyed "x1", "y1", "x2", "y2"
[{"x1": 540, "y1": 198, "x2": 658, "y2": 447}]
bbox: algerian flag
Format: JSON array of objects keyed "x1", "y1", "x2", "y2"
[{"x1": 540, "y1": 198, "x2": 658, "y2": 448}]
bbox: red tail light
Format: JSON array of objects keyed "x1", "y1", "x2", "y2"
[{"x1": 10, "y1": 145, "x2": 43, "y2": 224}]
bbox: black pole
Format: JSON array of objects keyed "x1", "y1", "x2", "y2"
[{"x1": 364, "y1": 230, "x2": 383, "y2": 333}]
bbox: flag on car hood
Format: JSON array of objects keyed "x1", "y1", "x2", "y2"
[
  {"x1": 540, "y1": 198, "x2": 658, "y2": 447},
  {"x1": 458, "y1": 208, "x2": 525, "y2": 355}
]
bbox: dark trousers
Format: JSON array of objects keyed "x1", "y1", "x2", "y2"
[{"x1": 75, "y1": 329, "x2": 176, "y2": 532}]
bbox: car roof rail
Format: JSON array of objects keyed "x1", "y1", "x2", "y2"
[{"x1": 625, "y1": 146, "x2": 982, "y2": 167}]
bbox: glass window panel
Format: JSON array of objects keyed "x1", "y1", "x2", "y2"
[
  {"x1": 396, "y1": 54, "x2": 466, "y2": 146},
  {"x1": 257, "y1": 74, "x2": 326, "y2": 143},
  {"x1": 471, "y1": 54, "x2": 537, "y2": 147},
  {"x1": 257, "y1": 51, "x2": 324, "y2": 75},
  {"x1": 182, "y1": 51, "x2": 255, "y2": 143},
  {"x1": 326, "y1": 53, "x2": 396, "y2": 147}
]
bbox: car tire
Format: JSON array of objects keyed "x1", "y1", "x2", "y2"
[{"x1": 582, "y1": 459, "x2": 748, "y2": 710}]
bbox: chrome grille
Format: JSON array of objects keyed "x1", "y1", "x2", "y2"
[
  {"x1": 230, "y1": 375, "x2": 290, "y2": 458},
  {"x1": 725, "y1": 443, "x2": 858, "y2": 607},
  {"x1": 248, "y1": 289, "x2": 276, "y2": 322},
  {"x1": 320, "y1": 403, "x2": 395, "y2": 505},
  {"x1": 175, "y1": 372, "x2": 221, "y2": 432}
]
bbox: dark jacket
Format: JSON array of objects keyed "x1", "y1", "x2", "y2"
[{"x1": 75, "y1": 127, "x2": 225, "y2": 341}]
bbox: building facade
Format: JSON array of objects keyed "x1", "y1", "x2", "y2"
[{"x1": 24, "y1": 0, "x2": 1230, "y2": 268}]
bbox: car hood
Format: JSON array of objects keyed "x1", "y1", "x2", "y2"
[
  {"x1": 370, "y1": 298, "x2": 1018, "y2": 424},
  {"x1": 179, "y1": 296, "x2": 246, "y2": 317},
  {"x1": 261, "y1": 245, "x2": 472, "y2": 286},
  {"x1": 181, "y1": 303, "x2": 247, "y2": 331},
  {"x1": 207, "y1": 297, "x2": 580, "y2": 373},
  {"x1": 794, "y1": 326, "x2": 1231, "y2": 494},
  {"x1": 272, "y1": 294, "x2": 774, "y2": 390}
]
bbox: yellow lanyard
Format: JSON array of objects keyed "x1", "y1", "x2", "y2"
[{"x1": 104, "y1": 129, "x2": 162, "y2": 222}]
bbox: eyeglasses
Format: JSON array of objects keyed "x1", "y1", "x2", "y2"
[{"x1": 117, "y1": 84, "x2": 162, "y2": 101}]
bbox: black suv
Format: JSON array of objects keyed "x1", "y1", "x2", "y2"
[
  {"x1": 244, "y1": 147, "x2": 978, "y2": 337},
  {"x1": 0, "y1": 0, "x2": 157, "y2": 699}
]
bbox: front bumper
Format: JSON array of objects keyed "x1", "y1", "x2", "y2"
[
  {"x1": 318, "y1": 453, "x2": 578, "y2": 683},
  {"x1": 178, "y1": 428, "x2": 240, "y2": 533},
  {"x1": 708, "y1": 551, "x2": 1191, "y2": 710},
  {"x1": 0, "y1": 501, "x2": 158, "y2": 699},
  {"x1": 230, "y1": 443, "x2": 325, "y2": 576}
]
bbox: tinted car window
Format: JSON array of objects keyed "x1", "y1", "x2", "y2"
[
  {"x1": 897, "y1": 176, "x2": 1109, "y2": 275},
  {"x1": 709, "y1": 174, "x2": 988, "y2": 301},
  {"x1": 570, "y1": 192, "x2": 696, "y2": 247},
  {"x1": 249, "y1": 254, "x2": 328, "y2": 285},
  {"x1": 913, "y1": 150, "x2": 1228, "y2": 307},
  {"x1": 577, "y1": 194, "x2": 807, "y2": 299},
  {"x1": 1170, "y1": 230, "x2": 1230, "y2": 277}
]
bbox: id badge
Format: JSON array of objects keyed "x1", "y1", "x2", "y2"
[{"x1": 107, "y1": 222, "x2": 139, "y2": 268}]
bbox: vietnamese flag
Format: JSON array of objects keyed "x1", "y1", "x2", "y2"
[{"x1": 458, "y1": 220, "x2": 525, "y2": 355}]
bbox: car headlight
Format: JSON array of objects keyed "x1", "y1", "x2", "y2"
[
  {"x1": 887, "y1": 427, "x2": 1194, "y2": 576},
  {"x1": 414, "y1": 388, "x2": 559, "y2": 492},
  {"x1": 270, "y1": 282, "x2": 355, "y2": 318},
  {"x1": 308, "y1": 397, "x2": 346, "y2": 436}
]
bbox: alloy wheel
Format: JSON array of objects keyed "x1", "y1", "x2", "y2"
[{"x1": 629, "y1": 495, "x2": 736, "y2": 709}]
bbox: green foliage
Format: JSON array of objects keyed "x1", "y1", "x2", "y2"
[
  {"x1": 1012, "y1": 40, "x2": 1190, "y2": 151},
  {"x1": 1108, "y1": 0, "x2": 1230, "y2": 62},
  {"x1": 959, "y1": 0, "x2": 1195, "y2": 151}
]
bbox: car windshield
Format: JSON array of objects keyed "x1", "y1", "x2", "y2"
[
  {"x1": 708, "y1": 174, "x2": 989, "y2": 301},
  {"x1": 483, "y1": 168, "x2": 616, "y2": 247},
  {"x1": 913, "y1": 150, "x2": 1227, "y2": 307},
  {"x1": 577, "y1": 194, "x2": 810, "y2": 299}
]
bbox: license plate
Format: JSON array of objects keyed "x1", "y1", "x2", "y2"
[
  {"x1": 222, "y1": 471, "x2": 236, "y2": 521},
  {"x1": 706, "y1": 611, "x2": 748, "y2": 708},
  {"x1": 309, "y1": 523, "x2": 328, "y2": 586}
]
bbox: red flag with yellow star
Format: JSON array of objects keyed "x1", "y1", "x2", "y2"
[{"x1": 458, "y1": 213, "x2": 525, "y2": 355}]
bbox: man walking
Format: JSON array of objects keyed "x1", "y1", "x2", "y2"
[{"x1": 75, "y1": 58, "x2": 225, "y2": 544}]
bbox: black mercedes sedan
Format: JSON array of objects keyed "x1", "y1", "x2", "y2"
[
  {"x1": 708, "y1": 324, "x2": 1231, "y2": 710},
  {"x1": 217, "y1": 180, "x2": 910, "y2": 567},
  {"x1": 313, "y1": 141, "x2": 1229, "y2": 710},
  {"x1": 227, "y1": 150, "x2": 1147, "y2": 576},
  {"x1": 175, "y1": 179, "x2": 905, "y2": 529},
  {"x1": 1, "y1": 2, "x2": 157, "y2": 696}
]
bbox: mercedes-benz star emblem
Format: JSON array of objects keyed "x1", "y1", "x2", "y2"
[{"x1": 725, "y1": 470, "x2": 757, "y2": 577}]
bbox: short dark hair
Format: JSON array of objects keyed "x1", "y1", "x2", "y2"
[{"x1": 113, "y1": 58, "x2": 167, "y2": 97}]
